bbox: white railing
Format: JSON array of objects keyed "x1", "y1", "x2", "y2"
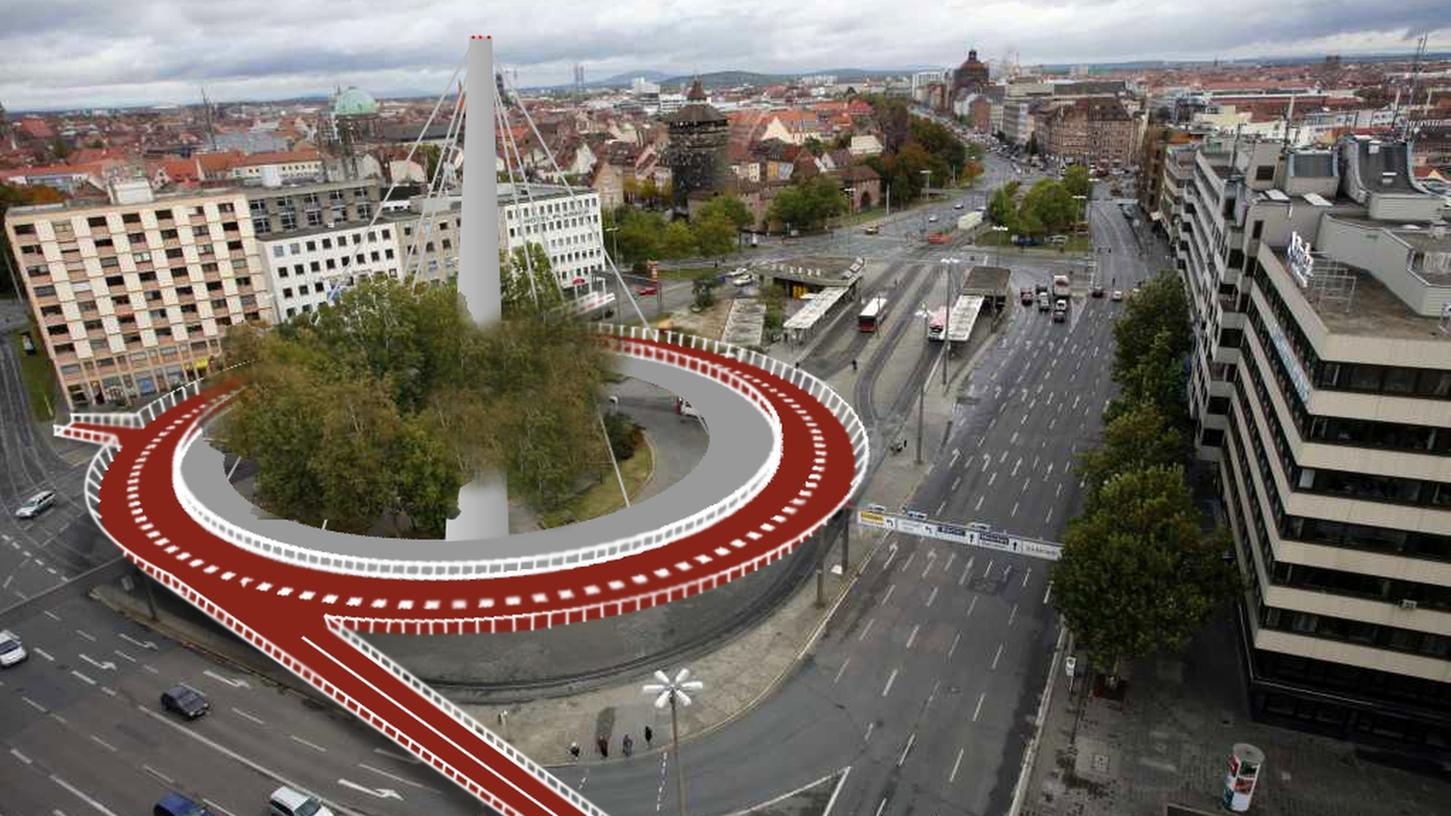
[
  {"x1": 169, "y1": 334, "x2": 790, "y2": 580},
  {"x1": 328, "y1": 621, "x2": 610, "y2": 816}
]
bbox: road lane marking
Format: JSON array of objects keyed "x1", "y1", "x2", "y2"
[
  {"x1": 948, "y1": 631, "x2": 961, "y2": 659},
  {"x1": 897, "y1": 732, "x2": 916, "y2": 767},
  {"x1": 44, "y1": 610, "x2": 61, "y2": 621},
  {"x1": 1022, "y1": 567, "x2": 1033, "y2": 588},
  {"x1": 881, "y1": 668, "x2": 899, "y2": 697},
  {"x1": 925, "y1": 587, "x2": 938, "y2": 608},
  {"x1": 864, "y1": 722, "x2": 875, "y2": 742},
  {"x1": 11, "y1": 748, "x2": 32, "y2": 764},
  {"x1": 71, "y1": 670, "x2": 97, "y2": 686},
  {"x1": 833, "y1": 657, "x2": 851, "y2": 685},
  {"x1": 899, "y1": 553, "x2": 914, "y2": 572},
  {"x1": 231, "y1": 707, "x2": 265, "y2": 726},
  {"x1": 1009, "y1": 603, "x2": 1018, "y2": 627},
  {"x1": 75, "y1": 629, "x2": 97, "y2": 643},
  {"x1": 50, "y1": 775, "x2": 121, "y2": 816},
  {"x1": 289, "y1": 734, "x2": 327, "y2": 753},
  {"x1": 359, "y1": 761, "x2": 435, "y2": 790},
  {"x1": 974, "y1": 495, "x2": 984, "y2": 511},
  {"x1": 943, "y1": 552, "x2": 956, "y2": 574},
  {"x1": 967, "y1": 596, "x2": 978, "y2": 616},
  {"x1": 905, "y1": 624, "x2": 920, "y2": 650},
  {"x1": 858, "y1": 619, "x2": 876, "y2": 642},
  {"x1": 973, "y1": 692, "x2": 986, "y2": 722},
  {"x1": 949, "y1": 747, "x2": 965, "y2": 783},
  {"x1": 936, "y1": 500, "x2": 946, "y2": 515},
  {"x1": 143, "y1": 765, "x2": 173, "y2": 784},
  {"x1": 991, "y1": 644, "x2": 1004, "y2": 670},
  {"x1": 34, "y1": 647, "x2": 54, "y2": 661},
  {"x1": 987, "y1": 471, "x2": 997, "y2": 487},
  {"x1": 883, "y1": 584, "x2": 896, "y2": 604},
  {"x1": 1043, "y1": 581, "x2": 1054, "y2": 605},
  {"x1": 89, "y1": 734, "x2": 118, "y2": 752},
  {"x1": 23, "y1": 696, "x2": 47, "y2": 712},
  {"x1": 1010, "y1": 501, "x2": 1018, "y2": 517},
  {"x1": 1045, "y1": 507, "x2": 1054, "y2": 525},
  {"x1": 113, "y1": 649, "x2": 136, "y2": 663}
]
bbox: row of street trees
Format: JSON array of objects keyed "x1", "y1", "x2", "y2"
[
  {"x1": 605, "y1": 195, "x2": 754, "y2": 264},
  {"x1": 1051, "y1": 272, "x2": 1237, "y2": 685},
  {"x1": 218, "y1": 265, "x2": 613, "y2": 538},
  {"x1": 985, "y1": 166, "x2": 1092, "y2": 238}
]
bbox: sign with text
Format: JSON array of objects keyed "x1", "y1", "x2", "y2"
[
  {"x1": 1288, "y1": 232, "x2": 1314, "y2": 288},
  {"x1": 853, "y1": 508, "x2": 1062, "y2": 561}
]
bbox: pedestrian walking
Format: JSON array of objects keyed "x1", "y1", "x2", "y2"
[
  {"x1": 622, "y1": 733, "x2": 634, "y2": 757},
  {"x1": 597, "y1": 735, "x2": 609, "y2": 758},
  {"x1": 644, "y1": 725, "x2": 654, "y2": 746},
  {"x1": 851, "y1": 358, "x2": 858, "y2": 373},
  {"x1": 569, "y1": 741, "x2": 580, "y2": 761}
]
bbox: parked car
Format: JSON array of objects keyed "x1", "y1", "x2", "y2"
[
  {"x1": 927, "y1": 215, "x2": 939, "y2": 223},
  {"x1": 269, "y1": 786, "x2": 334, "y2": 816},
  {"x1": 1111, "y1": 289, "x2": 1124, "y2": 301},
  {"x1": 904, "y1": 509, "x2": 929, "y2": 521},
  {"x1": 731, "y1": 271, "x2": 754, "y2": 286},
  {"x1": 635, "y1": 285, "x2": 657, "y2": 296},
  {"x1": 154, "y1": 792, "x2": 215, "y2": 816},
  {"x1": 0, "y1": 630, "x2": 27, "y2": 667},
  {"x1": 953, "y1": 202, "x2": 964, "y2": 210},
  {"x1": 14, "y1": 489, "x2": 55, "y2": 519},
  {"x1": 863, "y1": 225, "x2": 879, "y2": 235},
  {"x1": 160, "y1": 684, "x2": 210, "y2": 720}
]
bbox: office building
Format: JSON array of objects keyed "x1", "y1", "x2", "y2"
[{"x1": 1169, "y1": 134, "x2": 1451, "y2": 745}]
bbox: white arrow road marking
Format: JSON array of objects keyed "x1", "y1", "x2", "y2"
[
  {"x1": 80, "y1": 654, "x2": 117, "y2": 671},
  {"x1": 203, "y1": 670, "x2": 250, "y2": 689},
  {"x1": 337, "y1": 779, "x2": 403, "y2": 800},
  {"x1": 118, "y1": 633, "x2": 158, "y2": 650}
]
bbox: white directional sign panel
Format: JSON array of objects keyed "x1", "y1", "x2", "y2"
[{"x1": 855, "y1": 509, "x2": 1061, "y2": 561}]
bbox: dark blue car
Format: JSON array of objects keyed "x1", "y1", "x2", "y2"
[{"x1": 154, "y1": 792, "x2": 215, "y2": 816}]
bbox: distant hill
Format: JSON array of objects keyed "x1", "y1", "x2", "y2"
[{"x1": 588, "y1": 70, "x2": 671, "y2": 88}]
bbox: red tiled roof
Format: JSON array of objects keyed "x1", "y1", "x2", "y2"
[{"x1": 234, "y1": 148, "x2": 321, "y2": 167}]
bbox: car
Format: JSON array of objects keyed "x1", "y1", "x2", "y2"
[
  {"x1": 927, "y1": 215, "x2": 938, "y2": 223},
  {"x1": 14, "y1": 489, "x2": 55, "y2": 519},
  {"x1": 1048, "y1": 234, "x2": 1068, "y2": 245},
  {"x1": 863, "y1": 225, "x2": 879, "y2": 235},
  {"x1": 269, "y1": 786, "x2": 334, "y2": 816},
  {"x1": 1091, "y1": 284, "x2": 1105, "y2": 298},
  {"x1": 967, "y1": 521, "x2": 992, "y2": 533},
  {"x1": 0, "y1": 630, "x2": 27, "y2": 667},
  {"x1": 731, "y1": 272, "x2": 754, "y2": 286},
  {"x1": 1111, "y1": 289, "x2": 1124, "y2": 301},
  {"x1": 635, "y1": 285, "x2": 657, "y2": 296},
  {"x1": 904, "y1": 509, "x2": 929, "y2": 521},
  {"x1": 161, "y1": 683, "x2": 210, "y2": 720},
  {"x1": 953, "y1": 202, "x2": 964, "y2": 210},
  {"x1": 864, "y1": 503, "x2": 888, "y2": 514},
  {"x1": 155, "y1": 792, "x2": 216, "y2": 816},
  {"x1": 1020, "y1": 288, "x2": 1035, "y2": 305},
  {"x1": 1052, "y1": 308, "x2": 1066, "y2": 323}
]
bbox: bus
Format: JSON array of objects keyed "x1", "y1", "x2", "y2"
[
  {"x1": 927, "y1": 306, "x2": 947, "y2": 341},
  {"x1": 859, "y1": 297, "x2": 889, "y2": 333},
  {"x1": 1052, "y1": 274, "x2": 1071, "y2": 298}
]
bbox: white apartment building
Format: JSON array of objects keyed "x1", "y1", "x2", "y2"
[
  {"x1": 4, "y1": 179, "x2": 273, "y2": 409},
  {"x1": 1167, "y1": 134, "x2": 1451, "y2": 746},
  {"x1": 254, "y1": 218, "x2": 405, "y2": 320},
  {"x1": 401, "y1": 184, "x2": 606, "y2": 290}
]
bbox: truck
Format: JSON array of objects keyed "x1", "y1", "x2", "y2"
[
  {"x1": 1052, "y1": 274, "x2": 1071, "y2": 299},
  {"x1": 956, "y1": 211, "x2": 983, "y2": 231}
]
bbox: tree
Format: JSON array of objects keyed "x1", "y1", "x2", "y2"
[
  {"x1": 659, "y1": 220, "x2": 697, "y2": 259},
  {"x1": 1110, "y1": 331, "x2": 1190, "y2": 427},
  {"x1": 1018, "y1": 179, "x2": 1078, "y2": 235},
  {"x1": 987, "y1": 182, "x2": 1020, "y2": 229},
  {"x1": 695, "y1": 194, "x2": 753, "y2": 230},
  {"x1": 1052, "y1": 466, "x2": 1237, "y2": 682},
  {"x1": 613, "y1": 208, "x2": 666, "y2": 263},
  {"x1": 501, "y1": 243, "x2": 562, "y2": 314},
  {"x1": 638, "y1": 178, "x2": 660, "y2": 209},
  {"x1": 692, "y1": 271, "x2": 719, "y2": 310},
  {"x1": 802, "y1": 137, "x2": 826, "y2": 157},
  {"x1": 1, "y1": 182, "x2": 65, "y2": 297},
  {"x1": 1063, "y1": 164, "x2": 1092, "y2": 200},
  {"x1": 1111, "y1": 272, "x2": 1192, "y2": 384},
  {"x1": 1077, "y1": 402, "x2": 1187, "y2": 504},
  {"x1": 602, "y1": 411, "x2": 640, "y2": 461},
  {"x1": 691, "y1": 213, "x2": 736, "y2": 258}
]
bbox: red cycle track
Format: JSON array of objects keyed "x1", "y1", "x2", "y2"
[{"x1": 60, "y1": 332, "x2": 860, "y2": 816}]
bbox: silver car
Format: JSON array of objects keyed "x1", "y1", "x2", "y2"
[
  {"x1": 268, "y1": 787, "x2": 334, "y2": 816},
  {"x1": 15, "y1": 490, "x2": 56, "y2": 519},
  {"x1": 0, "y1": 630, "x2": 28, "y2": 667}
]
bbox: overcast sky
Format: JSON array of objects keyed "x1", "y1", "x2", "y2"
[{"x1": 1, "y1": 0, "x2": 1446, "y2": 110}]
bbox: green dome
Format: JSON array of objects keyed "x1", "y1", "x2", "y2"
[{"x1": 334, "y1": 87, "x2": 378, "y2": 116}]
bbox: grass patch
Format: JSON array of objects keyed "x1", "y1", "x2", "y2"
[
  {"x1": 539, "y1": 435, "x2": 655, "y2": 528},
  {"x1": 12, "y1": 329, "x2": 56, "y2": 422}
]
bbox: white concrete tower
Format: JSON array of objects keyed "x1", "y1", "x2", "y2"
[{"x1": 447, "y1": 35, "x2": 509, "y2": 540}]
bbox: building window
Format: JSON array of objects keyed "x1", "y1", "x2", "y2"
[{"x1": 271, "y1": 246, "x2": 285, "y2": 258}]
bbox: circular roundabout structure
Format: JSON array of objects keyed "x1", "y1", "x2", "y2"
[{"x1": 59, "y1": 325, "x2": 867, "y2": 816}]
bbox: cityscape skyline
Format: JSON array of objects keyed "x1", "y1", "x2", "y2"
[{"x1": 1, "y1": 0, "x2": 1447, "y2": 109}]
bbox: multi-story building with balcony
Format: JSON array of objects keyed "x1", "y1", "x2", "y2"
[
  {"x1": 1168, "y1": 134, "x2": 1451, "y2": 745},
  {"x1": 4, "y1": 179, "x2": 273, "y2": 409}
]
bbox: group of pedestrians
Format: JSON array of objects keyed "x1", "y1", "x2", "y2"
[{"x1": 569, "y1": 726, "x2": 654, "y2": 761}]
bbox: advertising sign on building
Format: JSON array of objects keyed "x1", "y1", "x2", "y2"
[
  {"x1": 857, "y1": 510, "x2": 892, "y2": 530},
  {"x1": 1288, "y1": 232, "x2": 1315, "y2": 288},
  {"x1": 1261, "y1": 305, "x2": 1313, "y2": 403}
]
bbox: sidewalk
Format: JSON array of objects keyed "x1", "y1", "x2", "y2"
[{"x1": 1020, "y1": 607, "x2": 1451, "y2": 816}]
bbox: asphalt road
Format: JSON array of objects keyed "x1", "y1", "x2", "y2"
[{"x1": 567, "y1": 189, "x2": 1159, "y2": 816}]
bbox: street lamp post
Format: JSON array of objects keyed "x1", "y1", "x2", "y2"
[
  {"x1": 643, "y1": 668, "x2": 704, "y2": 816},
  {"x1": 605, "y1": 225, "x2": 620, "y2": 265},
  {"x1": 939, "y1": 257, "x2": 960, "y2": 386},
  {"x1": 919, "y1": 169, "x2": 932, "y2": 236}
]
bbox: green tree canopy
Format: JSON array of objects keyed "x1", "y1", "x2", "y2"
[
  {"x1": 691, "y1": 213, "x2": 736, "y2": 258},
  {"x1": 695, "y1": 194, "x2": 754, "y2": 230},
  {"x1": 1018, "y1": 179, "x2": 1078, "y2": 235},
  {"x1": 1077, "y1": 401, "x2": 1188, "y2": 504},
  {"x1": 660, "y1": 220, "x2": 698, "y2": 259},
  {"x1": 218, "y1": 277, "x2": 612, "y2": 535},
  {"x1": 1062, "y1": 164, "x2": 1092, "y2": 199},
  {"x1": 1111, "y1": 272, "x2": 1193, "y2": 385},
  {"x1": 501, "y1": 243, "x2": 563, "y2": 314},
  {"x1": 767, "y1": 175, "x2": 846, "y2": 232},
  {"x1": 1051, "y1": 465, "x2": 1238, "y2": 679},
  {"x1": 987, "y1": 181, "x2": 1020, "y2": 229}
]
